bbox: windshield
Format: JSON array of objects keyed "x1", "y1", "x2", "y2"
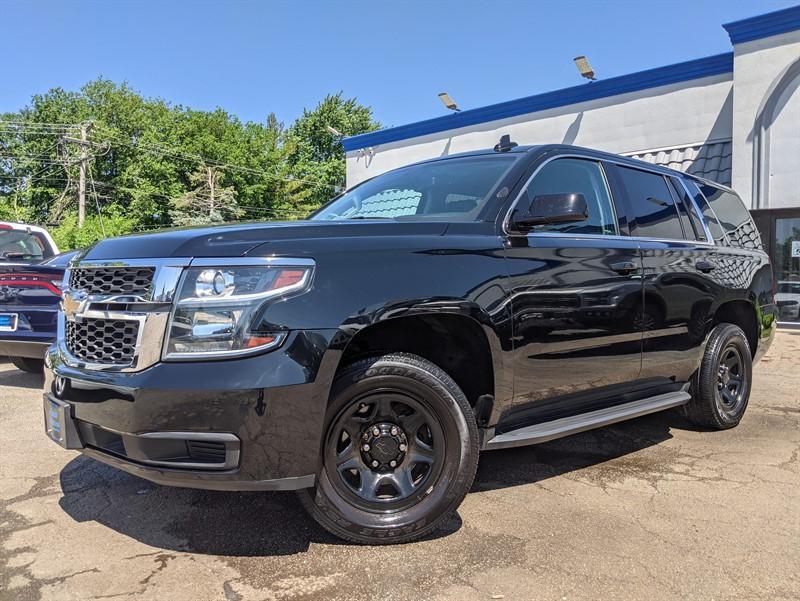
[
  {"x1": 311, "y1": 155, "x2": 517, "y2": 221},
  {"x1": 778, "y1": 282, "x2": 800, "y2": 294},
  {"x1": 0, "y1": 229, "x2": 54, "y2": 263}
]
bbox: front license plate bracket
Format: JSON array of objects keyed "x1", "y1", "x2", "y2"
[{"x1": 43, "y1": 396, "x2": 83, "y2": 449}]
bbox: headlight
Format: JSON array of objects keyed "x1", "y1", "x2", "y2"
[{"x1": 163, "y1": 258, "x2": 313, "y2": 359}]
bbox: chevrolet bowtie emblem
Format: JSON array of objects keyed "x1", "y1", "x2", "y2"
[{"x1": 61, "y1": 288, "x2": 89, "y2": 321}]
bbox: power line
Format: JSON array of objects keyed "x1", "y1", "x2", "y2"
[
  {"x1": 0, "y1": 152, "x2": 66, "y2": 161},
  {"x1": 93, "y1": 126, "x2": 341, "y2": 190},
  {"x1": 2, "y1": 121, "x2": 345, "y2": 191},
  {"x1": 0, "y1": 120, "x2": 82, "y2": 129},
  {"x1": 0, "y1": 130, "x2": 76, "y2": 139},
  {"x1": 1, "y1": 174, "x2": 313, "y2": 219}
]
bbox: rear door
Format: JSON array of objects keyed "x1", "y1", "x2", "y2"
[{"x1": 605, "y1": 164, "x2": 714, "y2": 384}]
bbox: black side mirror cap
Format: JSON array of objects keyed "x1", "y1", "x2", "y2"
[{"x1": 512, "y1": 193, "x2": 589, "y2": 229}]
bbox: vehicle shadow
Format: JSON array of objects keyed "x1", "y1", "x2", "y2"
[
  {"x1": 0, "y1": 359, "x2": 44, "y2": 390},
  {"x1": 472, "y1": 409, "x2": 688, "y2": 493},
  {"x1": 57, "y1": 409, "x2": 686, "y2": 557}
]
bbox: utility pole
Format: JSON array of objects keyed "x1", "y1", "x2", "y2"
[
  {"x1": 207, "y1": 166, "x2": 215, "y2": 218},
  {"x1": 78, "y1": 122, "x2": 89, "y2": 227},
  {"x1": 63, "y1": 122, "x2": 99, "y2": 228}
]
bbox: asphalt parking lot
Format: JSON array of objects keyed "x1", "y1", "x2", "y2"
[{"x1": 1, "y1": 333, "x2": 799, "y2": 601}]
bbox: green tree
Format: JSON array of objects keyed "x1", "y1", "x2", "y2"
[
  {"x1": 285, "y1": 92, "x2": 380, "y2": 207},
  {"x1": 170, "y1": 165, "x2": 243, "y2": 226},
  {"x1": 1, "y1": 79, "x2": 381, "y2": 246},
  {"x1": 51, "y1": 206, "x2": 137, "y2": 250}
]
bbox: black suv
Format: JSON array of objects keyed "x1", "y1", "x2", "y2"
[{"x1": 43, "y1": 143, "x2": 776, "y2": 544}]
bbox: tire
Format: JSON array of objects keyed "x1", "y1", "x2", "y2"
[
  {"x1": 9, "y1": 356, "x2": 44, "y2": 373},
  {"x1": 685, "y1": 323, "x2": 752, "y2": 429},
  {"x1": 298, "y1": 352, "x2": 479, "y2": 545}
]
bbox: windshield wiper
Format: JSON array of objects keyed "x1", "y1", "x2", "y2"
[{"x1": 346, "y1": 216, "x2": 395, "y2": 220}]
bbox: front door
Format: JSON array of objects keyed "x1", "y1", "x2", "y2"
[{"x1": 503, "y1": 157, "x2": 643, "y2": 421}]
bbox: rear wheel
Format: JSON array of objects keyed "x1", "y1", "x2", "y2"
[
  {"x1": 686, "y1": 323, "x2": 752, "y2": 429},
  {"x1": 299, "y1": 353, "x2": 479, "y2": 545},
  {"x1": 9, "y1": 356, "x2": 44, "y2": 373}
]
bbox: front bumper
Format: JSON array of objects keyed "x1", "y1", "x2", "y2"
[{"x1": 43, "y1": 329, "x2": 341, "y2": 491}]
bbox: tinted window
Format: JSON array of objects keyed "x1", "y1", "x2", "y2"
[
  {"x1": 685, "y1": 180, "x2": 727, "y2": 244},
  {"x1": 616, "y1": 166, "x2": 685, "y2": 240},
  {"x1": 667, "y1": 177, "x2": 705, "y2": 241},
  {"x1": 697, "y1": 184, "x2": 762, "y2": 250},
  {"x1": 524, "y1": 158, "x2": 617, "y2": 235},
  {"x1": 311, "y1": 156, "x2": 517, "y2": 221}
]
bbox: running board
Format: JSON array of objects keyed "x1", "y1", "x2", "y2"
[{"x1": 484, "y1": 391, "x2": 691, "y2": 450}]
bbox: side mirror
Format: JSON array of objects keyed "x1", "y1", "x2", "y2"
[{"x1": 512, "y1": 193, "x2": 588, "y2": 229}]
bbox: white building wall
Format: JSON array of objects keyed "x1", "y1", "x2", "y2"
[
  {"x1": 346, "y1": 75, "x2": 733, "y2": 187},
  {"x1": 730, "y1": 29, "x2": 800, "y2": 209}
]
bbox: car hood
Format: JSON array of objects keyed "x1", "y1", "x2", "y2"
[{"x1": 80, "y1": 220, "x2": 451, "y2": 261}]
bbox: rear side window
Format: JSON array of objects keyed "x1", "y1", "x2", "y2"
[
  {"x1": 667, "y1": 177, "x2": 706, "y2": 241},
  {"x1": 696, "y1": 184, "x2": 762, "y2": 250},
  {"x1": 524, "y1": 158, "x2": 617, "y2": 235},
  {"x1": 685, "y1": 180, "x2": 726, "y2": 244},
  {"x1": 615, "y1": 166, "x2": 685, "y2": 240}
]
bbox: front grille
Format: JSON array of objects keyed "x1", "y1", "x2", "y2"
[
  {"x1": 69, "y1": 267, "x2": 155, "y2": 296},
  {"x1": 66, "y1": 319, "x2": 139, "y2": 365}
]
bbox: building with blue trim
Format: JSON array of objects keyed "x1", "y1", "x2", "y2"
[{"x1": 344, "y1": 4, "x2": 800, "y2": 321}]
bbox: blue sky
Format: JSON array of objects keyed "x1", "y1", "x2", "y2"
[{"x1": 1, "y1": 0, "x2": 795, "y2": 129}]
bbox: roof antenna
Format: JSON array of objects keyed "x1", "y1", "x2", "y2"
[{"x1": 494, "y1": 134, "x2": 518, "y2": 152}]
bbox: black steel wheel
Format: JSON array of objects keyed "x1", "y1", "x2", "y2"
[
  {"x1": 325, "y1": 392, "x2": 444, "y2": 512},
  {"x1": 716, "y1": 345, "x2": 746, "y2": 416},
  {"x1": 299, "y1": 352, "x2": 479, "y2": 545},
  {"x1": 686, "y1": 323, "x2": 752, "y2": 429}
]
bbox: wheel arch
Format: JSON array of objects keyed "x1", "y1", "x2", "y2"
[
  {"x1": 713, "y1": 299, "x2": 759, "y2": 357},
  {"x1": 332, "y1": 311, "x2": 504, "y2": 418}
]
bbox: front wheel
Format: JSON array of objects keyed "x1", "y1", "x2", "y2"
[{"x1": 298, "y1": 353, "x2": 479, "y2": 545}]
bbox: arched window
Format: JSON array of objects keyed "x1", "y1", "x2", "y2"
[{"x1": 752, "y1": 59, "x2": 800, "y2": 209}]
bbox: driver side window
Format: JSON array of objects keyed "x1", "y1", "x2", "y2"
[{"x1": 525, "y1": 158, "x2": 618, "y2": 235}]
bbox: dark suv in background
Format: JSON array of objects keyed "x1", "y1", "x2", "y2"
[{"x1": 43, "y1": 142, "x2": 776, "y2": 544}]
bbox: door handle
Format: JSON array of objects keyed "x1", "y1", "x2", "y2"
[
  {"x1": 695, "y1": 260, "x2": 717, "y2": 273},
  {"x1": 610, "y1": 261, "x2": 639, "y2": 275}
]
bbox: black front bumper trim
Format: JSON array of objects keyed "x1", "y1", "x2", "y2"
[{"x1": 82, "y1": 447, "x2": 316, "y2": 491}]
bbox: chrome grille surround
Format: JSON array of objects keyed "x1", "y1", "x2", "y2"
[{"x1": 58, "y1": 258, "x2": 190, "y2": 372}]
